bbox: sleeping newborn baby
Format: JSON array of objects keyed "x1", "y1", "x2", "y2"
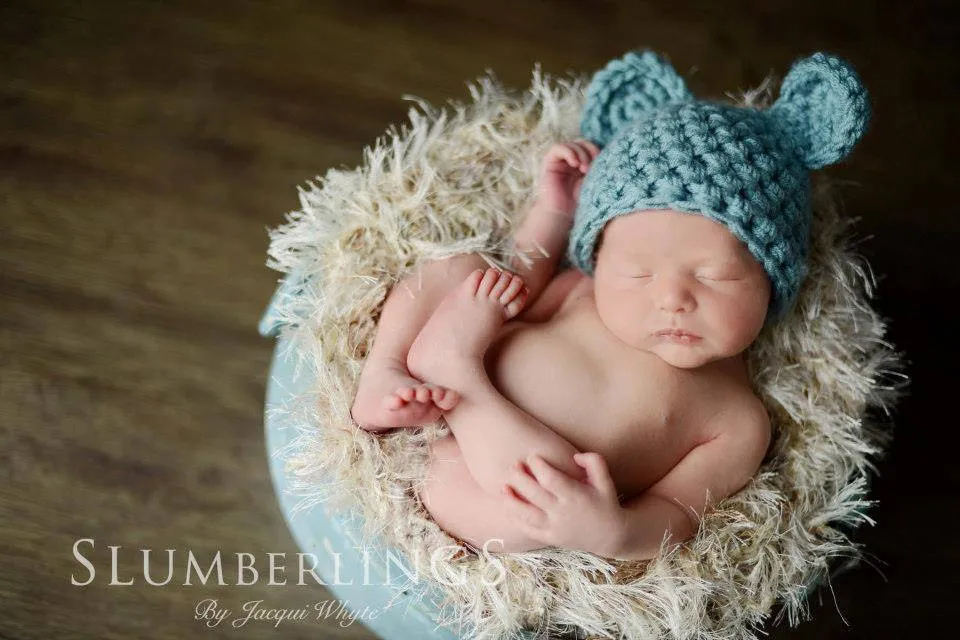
[{"x1": 350, "y1": 51, "x2": 869, "y2": 559}]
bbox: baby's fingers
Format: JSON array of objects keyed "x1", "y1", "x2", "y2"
[
  {"x1": 527, "y1": 454, "x2": 578, "y2": 496},
  {"x1": 574, "y1": 452, "x2": 617, "y2": 498},
  {"x1": 547, "y1": 143, "x2": 579, "y2": 168},
  {"x1": 502, "y1": 485, "x2": 548, "y2": 529},
  {"x1": 566, "y1": 142, "x2": 591, "y2": 170},
  {"x1": 509, "y1": 461, "x2": 557, "y2": 507},
  {"x1": 579, "y1": 139, "x2": 601, "y2": 160}
]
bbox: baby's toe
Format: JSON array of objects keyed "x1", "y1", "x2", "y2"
[
  {"x1": 476, "y1": 268, "x2": 501, "y2": 296},
  {"x1": 383, "y1": 391, "x2": 407, "y2": 410},
  {"x1": 414, "y1": 385, "x2": 432, "y2": 403},
  {"x1": 429, "y1": 386, "x2": 447, "y2": 405},
  {"x1": 464, "y1": 269, "x2": 485, "y2": 293},
  {"x1": 499, "y1": 275, "x2": 525, "y2": 305},
  {"x1": 503, "y1": 288, "x2": 529, "y2": 319},
  {"x1": 489, "y1": 271, "x2": 513, "y2": 300},
  {"x1": 434, "y1": 388, "x2": 460, "y2": 410}
]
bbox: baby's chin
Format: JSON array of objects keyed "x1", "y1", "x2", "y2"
[
  {"x1": 645, "y1": 341, "x2": 736, "y2": 369},
  {"x1": 648, "y1": 345, "x2": 715, "y2": 369}
]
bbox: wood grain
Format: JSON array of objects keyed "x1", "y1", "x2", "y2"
[{"x1": 2, "y1": 1, "x2": 957, "y2": 638}]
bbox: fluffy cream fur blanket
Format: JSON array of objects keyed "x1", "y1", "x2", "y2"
[{"x1": 264, "y1": 69, "x2": 904, "y2": 639}]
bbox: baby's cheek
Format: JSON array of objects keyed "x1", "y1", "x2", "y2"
[
  {"x1": 621, "y1": 295, "x2": 655, "y2": 339},
  {"x1": 717, "y1": 299, "x2": 765, "y2": 349},
  {"x1": 598, "y1": 290, "x2": 647, "y2": 340}
]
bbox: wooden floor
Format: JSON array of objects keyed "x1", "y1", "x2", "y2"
[{"x1": 2, "y1": 1, "x2": 957, "y2": 638}]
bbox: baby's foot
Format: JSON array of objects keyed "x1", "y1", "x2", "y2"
[
  {"x1": 351, "y1": 358, "x2": 460, "y2": 430},
  {"x1": 408, "y1": 269, "x2": 528, "y2": 384}
]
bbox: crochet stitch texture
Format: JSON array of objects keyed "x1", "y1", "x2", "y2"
[{"x1": 569, "y1": 50, "x2": 871, "y2": 320}]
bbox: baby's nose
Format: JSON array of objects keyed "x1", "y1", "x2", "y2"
[{"x1": 655, "y1": 277, "x2": 696, "y2": 313}]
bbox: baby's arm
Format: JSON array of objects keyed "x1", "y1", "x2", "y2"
[
  {"x1": 509, "y1": 140, "x2": 599, "y2": 306},
  {"x1": 508, "y1": 199, "x2": 577, "y2": 307},
  {"x1": 611, "y1": 406, "x2": 771, "y2": 560}
]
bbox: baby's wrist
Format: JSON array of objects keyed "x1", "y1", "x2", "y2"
[
  {"x1": 608, "y1": 508, "x2": 631, "y2": 557},
  {"x1": 533, "y1": 198, "x2": 576, "y2": 224},
  {"x1": 591, "y1": 508, "x2": 630, "y2": 559}
]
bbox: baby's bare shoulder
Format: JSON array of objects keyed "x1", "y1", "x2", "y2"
[
  {"x1": 557, "y1": 269, "x2": 593, "y2": 305},
  {"x1": 707, "y1": 392, "x2": 771, "y2": 451}
]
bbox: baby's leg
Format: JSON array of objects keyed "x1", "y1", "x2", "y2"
[
  {"x1": 351, "y1": 254, "x2": 492, "y2": 430},
  {"x1": 353, "y1": 198, "x2": 567, "y2": 431},
  {"x1": 408, "y1": 268, "x2": 587, "y2": 497},
  {"x1": 419, "y1": 435, "x2": 542, "y2": 553}
]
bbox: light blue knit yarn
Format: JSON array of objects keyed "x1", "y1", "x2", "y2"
[{"x1": 569, "y1": 50, "x2": 871, "y2": 322}]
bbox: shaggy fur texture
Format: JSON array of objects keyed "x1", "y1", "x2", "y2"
[{"x1": 264, "y1": 69, "x2": 905, "y2": 639}]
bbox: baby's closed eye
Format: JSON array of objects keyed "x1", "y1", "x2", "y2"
[
  {"x1": 696, "y1": 271, "x2": 743, "y2": 281},
  {"x1": 695, "y1": 262, "x2": 749, "y2": 281}
]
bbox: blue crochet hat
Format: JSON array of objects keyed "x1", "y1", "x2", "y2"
[{"x1": 568, "y1": 50, "x2": 871, "y2": 322}]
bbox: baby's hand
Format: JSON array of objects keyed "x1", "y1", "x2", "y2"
[
  {"x1": 537, "y1": 140, "x2": 600, "y2": 219},
  {"x1": 502, "y1": 452, "x2": 626, "y2": 557}
]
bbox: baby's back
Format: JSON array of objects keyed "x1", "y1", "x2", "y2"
[{"x1": 484, "y1": 273, "x2": 761, "y2": 501}]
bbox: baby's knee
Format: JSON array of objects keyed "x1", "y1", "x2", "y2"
[
  {"x1": 420, "y1": 438, "x2": 537, "y2": 551},
  {"x1": 434, "y1": 253, "x2": 496, "y2": 281},
  {"x1": 391, "y1": 253, "x2": 492, "y2": 302}
]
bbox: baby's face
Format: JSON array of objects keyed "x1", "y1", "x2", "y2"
[{"x1": 592, "y1": 209, "x2": 770, "y2": 369}]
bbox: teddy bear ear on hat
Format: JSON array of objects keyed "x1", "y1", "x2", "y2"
[
  {"x1": 580, "y1": 50, "x2": 693, "y2": 147},
  {"x1": 769, "y1": 52, "x2": 871, "y2": 170}
]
